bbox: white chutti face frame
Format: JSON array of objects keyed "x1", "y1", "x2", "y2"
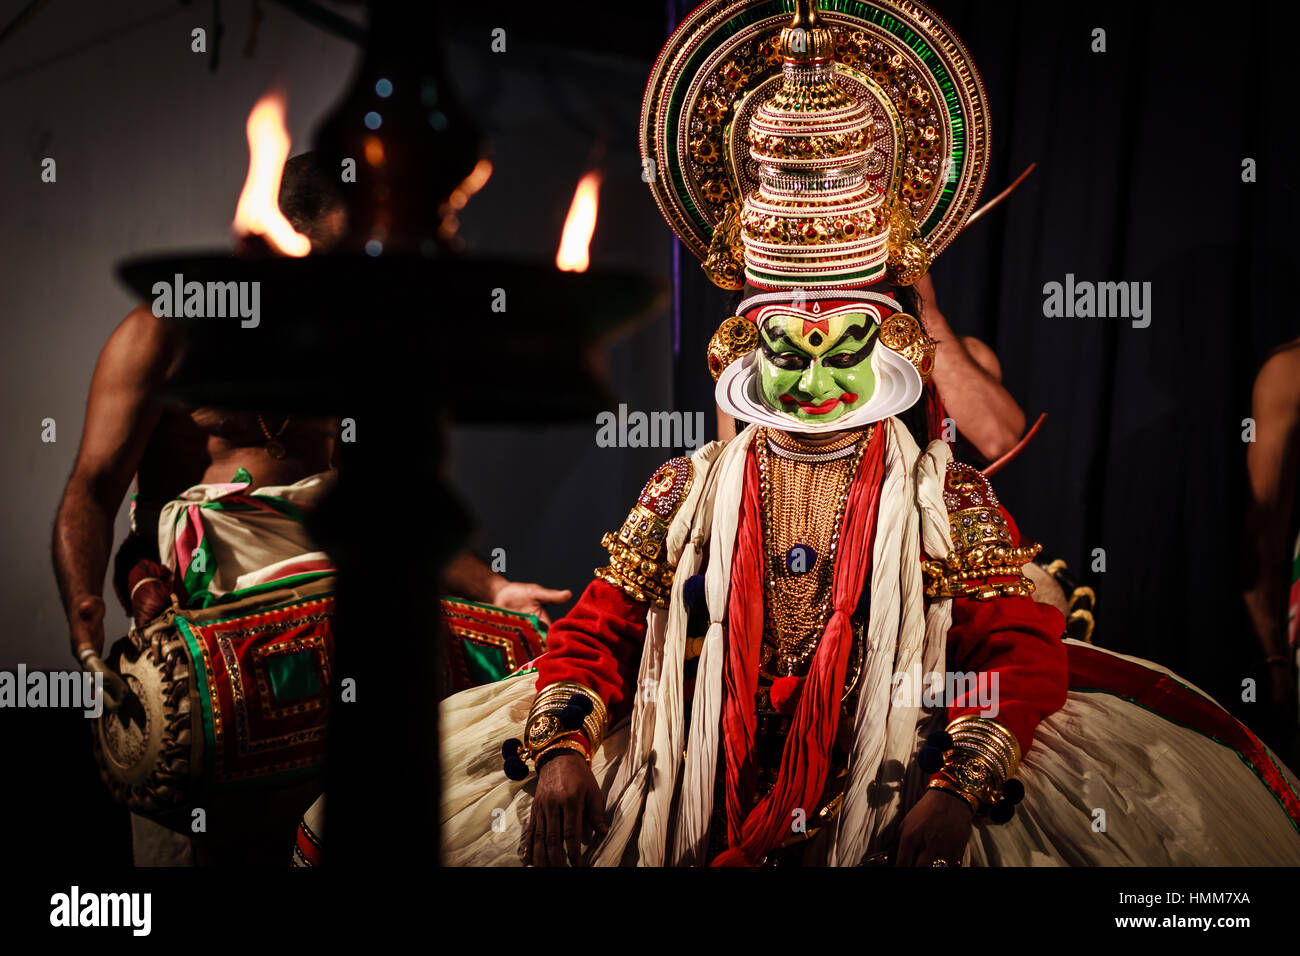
[{"x1": 717, "y1": 297, "x2": 923, "y2": 434}]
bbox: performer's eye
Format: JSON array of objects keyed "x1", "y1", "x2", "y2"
[
  {"x1": 768, "y1": 351, "x2": 807, "y2": 370},
  {"x1": 824, "y1": 351, "x2": 861, "y2": 369},
  {"x1": 761, "y1": 337, "x2": 809, "y2": 369}
]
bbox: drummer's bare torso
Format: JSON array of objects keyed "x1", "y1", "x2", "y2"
[{"x1": 135, "y1": 405, "x2": 336, "y2": 508}]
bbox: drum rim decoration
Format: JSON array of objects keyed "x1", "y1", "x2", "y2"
[{"x1": 92, "y1": 575, "x2": 337, "y2": 817}]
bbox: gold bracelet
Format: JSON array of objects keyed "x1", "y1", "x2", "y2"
[
  {"x1": 938, "y1": 753, "x2": 1001, "y2": 807},
  {"x1": 534, "y1": 736, "x2": 592, "y2": 766},
  {"x1": 947, "y1": 739, "x2": 1012, "y2": 783},
  {"x1": 524, "y1": 681, "x2": 609, "y2": 758},
  {"x1": 947, "y1": 731, "x2": 1014, "y2": 781},
  {"x1": 927, "y1": 716, "x2": 1025, "y2": 815},
  {"x1": 928, "y1": 775, "x2": 979, "y2": 814},
  {"x1": 948, "y1": 715, "x2": 1021, "y2": 778},
  {"x1": 530, "y1": 680, "x2": 609, "y2": 733}
]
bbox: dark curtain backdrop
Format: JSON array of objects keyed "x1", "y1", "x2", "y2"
[{"x1": 669, "y1": 0, "x2": 1300, "y2": 730}]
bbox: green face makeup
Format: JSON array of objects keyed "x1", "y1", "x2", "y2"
[{"x1": 756, "y1": 310, "x2": 879, "y2": 423}]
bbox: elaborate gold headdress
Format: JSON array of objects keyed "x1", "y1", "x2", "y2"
[{"x1": 642, "y1": 0, "x2": 990, "y2": 292}]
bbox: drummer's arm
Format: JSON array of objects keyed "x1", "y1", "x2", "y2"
[
  {"x1": 1244, "y1": 349, "x2": 1300, "y2": 662},
  {"x1": 917, "y1": 274, "x2": 1026, "y2": 461},
  {"x1": 1244, "y1": 348, "x2": 1300, "y2": 717},
  {"x1": 52, "y1": 305, "x2": 177, "y2": 660},
  {"x1": 441, "y1": 550, "x2": 573, "y2": 627}
]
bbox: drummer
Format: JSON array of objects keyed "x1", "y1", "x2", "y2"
[{"x1": 50, "y1": 152, "x2": 569, "y2": 864}]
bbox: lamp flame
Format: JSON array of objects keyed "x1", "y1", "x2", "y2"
[
  {"x1": 438, "y1": 159, "x2": 494, "y2": 242},
  {"x1": 555, "y1": 171, "x2": 601, "y2": 272},
  {"x1": 231, "y1": 91, "x2": 311, "y2": 257}
]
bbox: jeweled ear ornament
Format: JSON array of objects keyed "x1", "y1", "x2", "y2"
[
  {"x1": 703, "y1": 200, "x2": 745, "y2": 291},
  {"x1": 884, "y1": 203, "x2": 930, "y2": 287},
  {"x1": 877, "y1": 312, "x2": 936, "y2": 382},
  {"x1": 707, "y1": 315, "x2": 760, "y2": 382}
]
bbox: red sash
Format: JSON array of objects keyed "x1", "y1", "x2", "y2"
[{"x1": 713, "y1": 427, "x2": 887, "y2": 865}]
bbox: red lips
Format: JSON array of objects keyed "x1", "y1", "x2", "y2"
[{"x1": 779, "y1": 392, "x2": 858, "y2": 415}]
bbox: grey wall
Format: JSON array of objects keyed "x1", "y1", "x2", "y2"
[
  {"x1": 444, "y1": 32, "x2": 675, "y2": 624},
  {"x1": 1, "y1": 2, "x2": 673, "y2": 668}
]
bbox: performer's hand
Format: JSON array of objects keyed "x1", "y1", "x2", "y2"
[
  {"x1": 493, "y1": 581, "x2": 573, "y2": 627},
  {"x1": 68, "y1": 594, "x2": 106, "y2": 661},
  {"x1": 525, "y1": 751, "x2": 607, "y2": 867},
  {"x1": 895, "y1": 789, "x2": 973, "y2": 867}
]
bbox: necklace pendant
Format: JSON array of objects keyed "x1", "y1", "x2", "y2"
[
  {"x1": 785, "y1": 544, "x2": 816, "y2": 574},
  {"x1": 265, "y1": 439, "x2": 286, "y2": 460}
]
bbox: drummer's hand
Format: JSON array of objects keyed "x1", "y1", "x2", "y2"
[
  {"x1": 525, "y1": 750, "x2": 607, "y2": 867},
  {"x1": 68, "y1": 594, "x2": 106, "y2": 661},
  {"x1": 895, "y1": 789, "x2": 973, "y2": 867},
  {"x1": 492, "y1": 581, "x2": 572, "y2": 627}
]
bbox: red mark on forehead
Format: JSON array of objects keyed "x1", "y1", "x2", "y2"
[{"x1": 801, "y1": 317, "x2": 829, "y2": 336}]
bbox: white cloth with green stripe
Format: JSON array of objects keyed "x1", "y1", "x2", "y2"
[{"x1": 157, "y1": 468, "x2": 336, "y2": 607}]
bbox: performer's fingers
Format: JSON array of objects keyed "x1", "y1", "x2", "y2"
[
  {"x1": 535, "y1": 587, "x2": 573, "y2": 604},
  {"x1": 523, "y1": 810, "x2": 534, "y2": 865},
  {"x1": 529, "y1": 808, "x2": 549, "y2": 867},
  {"x1": 586, "y1": 782, "x2": 609, "y2": 840},
  {"x1": 566, "y1": 800, "x2": 584, "y2": 867},
  {"x1": 545, "y1": 801, "x2": 567, "y2": 867}
]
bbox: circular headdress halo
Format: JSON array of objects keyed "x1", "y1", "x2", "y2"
[{"x1": 642, "y1": 0, "x2": 991, "y2": 290}]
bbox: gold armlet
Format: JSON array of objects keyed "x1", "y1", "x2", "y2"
[
  {"x1": 596, "y1": 456, "x2": 694, "y2": 608},
  {"x1": 596, "y1": 514, "x2": 675, "y2": 607},
  {"x1": 929, "y1": 463, "x2": 1040, "y2": 600},
  {"x1": 922, "y1": 540, "x2": 1043, "y2": 601}
]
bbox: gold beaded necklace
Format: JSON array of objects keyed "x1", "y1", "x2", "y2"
[
  {"x1": 755, "y1": 425, "x2": 871, "y2": 676},
  {"x1": 257, "y1": 412, "x2": 292, "y2": 459}
]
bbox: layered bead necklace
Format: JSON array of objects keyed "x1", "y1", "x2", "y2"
[{"x1": 754, "y1": 425, "x2": 872, "y2": 679}]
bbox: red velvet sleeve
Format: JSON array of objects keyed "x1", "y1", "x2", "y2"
[
  {"x1": 940, "y1": 495, "x2": 1067, "y2": 752},
  {"x1": 930, "y1": 460, "x2": 1069, "y2": 755},
  {"x1": 943, "y1": 589, "x2": 1068, "y2": 754},
  {"x1": 534, "y1": 578, "x2": 650, "y2": 724}
]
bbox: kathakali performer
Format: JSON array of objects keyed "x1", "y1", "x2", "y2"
[{"x1": 439, "y1": 0, "x2": 1300, "y2": 866}]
